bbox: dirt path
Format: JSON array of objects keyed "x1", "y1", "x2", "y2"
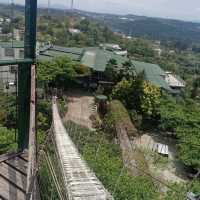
[{"x1": 65, "y1": 91, "x2": 96, "y2": 130}]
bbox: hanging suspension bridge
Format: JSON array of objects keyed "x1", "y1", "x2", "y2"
[{"x1": 0, "y1": 73, "x2": 113, "y2": 199}]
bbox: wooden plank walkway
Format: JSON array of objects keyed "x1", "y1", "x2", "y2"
[
  {"x1": 52, "y1": 99, "x2": 113, "y2": 200},
  {"x1": 0, "y1": 152, "x2": 28, "y2": 200}
]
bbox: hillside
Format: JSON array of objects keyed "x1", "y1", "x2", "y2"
[
  {"x1": 1, "y1": 3, "x2": 200, "y2": 44},
  {"x1": 77, "y1": 10, "x2": 200, "y2": 43}
]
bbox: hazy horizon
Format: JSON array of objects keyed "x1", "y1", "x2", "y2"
[{"x1": 1, "y1": 0, "x2": 200, "y2": 22}]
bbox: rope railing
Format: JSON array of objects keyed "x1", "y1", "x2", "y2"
[
  {"x1": 26, "y1": 106, "x2": 69, "y2": 200},
  {"x1": 37, "y1": 125, "x2": 68, "y2": 200},
  {"x1": 26, "y1": 126, "x2": 69, "y2": 200}
]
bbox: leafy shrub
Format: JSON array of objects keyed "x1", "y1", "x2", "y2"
[
  {"x1": 111, "y1": 77, "x2": 161, "y2": 118},
  {"x1": 0, "y1": 126, "x2": 17, "y2": 154}
]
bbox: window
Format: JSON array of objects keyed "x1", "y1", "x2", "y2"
[{"x1": 5, "y1": 48, "x2": 14, "y2": 57}]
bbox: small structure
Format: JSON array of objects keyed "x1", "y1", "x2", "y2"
[
  {"x1": 114, "y1": 50, "x2": 128, "y2": 57},
  {"x1": 164, "y1": 71, "x2": 185, "y2": 90},
  {"x1": 5, "y1": 18, "x2": 11, "y2": 23},
  {"x1": 169, "y1": 50, "x2": 175, "y2": 54},
  {"x1": 126, "y1": 36, "x2": 132, "y2": 39},
  {"x1": 100, "y1": 43, "x2": 121, "y2": 51},
  {"x1": 68, "y1": 28, "x2": 81, "y2": 34},
  {"x1": 95, "y1": 95, "x2": 108, "y2": 115},
  {"x1": 154, "y1": 48, "x2": 162, "y2": 56},
  {"x1": 152, "y1": 143, "x2": 169, "y2": 156}
]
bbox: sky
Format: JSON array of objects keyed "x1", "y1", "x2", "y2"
[{"x1": 2, "y1": 0, "x2": 200, "y2": 22}]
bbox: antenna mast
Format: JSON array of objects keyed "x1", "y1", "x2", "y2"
[
  {"x1": 48, "y1": 0, "x2": 50, "y2": 15},
  {"x1": 71, "y1": 0, "x2": 74, "y2": 11}
]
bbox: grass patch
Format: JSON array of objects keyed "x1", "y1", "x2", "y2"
[{"x1": 142, "y1": 148, "x2": 169, "y2": 169}]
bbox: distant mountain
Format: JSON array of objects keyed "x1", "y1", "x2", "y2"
[
  {"x1": 75, "y1": 10, "x2": 200, "y2": 43},
  {"x1": 1, "y1": 2, "x2": 200, "y2": 44}
]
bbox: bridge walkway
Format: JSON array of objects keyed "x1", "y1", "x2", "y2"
[{"x1": 52, "y1": 99, "x2": 113, "y2": 200}]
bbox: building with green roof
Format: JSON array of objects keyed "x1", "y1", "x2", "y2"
[
  {"x1": 132, "y1": 60, "x2": 173, "y2": 92},
  {"x1": 0, "y1": 41, "x2": 184, "y2": 93}
]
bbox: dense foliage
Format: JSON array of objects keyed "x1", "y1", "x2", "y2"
[
  {"x1": 37, "y1": 15, "x2": 120, "y2": 47},
  {"x1": 38, "y1": 56, "x2": 90, "y2": 90},
  {"x1": 159, "y1": 95, "x2": 200, "y2": 169},
  {"x1": 0, "y1": 91, "x2": 17, "y2": 153},
  {"x1": 112, "y1": 77, "x2": 161, "y2": 118},
  {"x1": 0, "y1": 126, "x2": 17, "y2": 154}
]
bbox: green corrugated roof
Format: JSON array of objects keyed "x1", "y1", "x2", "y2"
[
  {"x1": 132, "y1": 60, "x2": 172, "y2": 91},
  {"x1": 81, "y1": 48, "x2": 107, "y2": 72},
  {"x1": 81, "y1": 48, "x2": 128, "y2": 72},
  {"x1": 37, "y1": 55, "x2": 53, "y2": 62},
  {"x1": 0, "y1": 42, "x2": 174, "y2": 93},
  {"x1": 38, "y1": 48, "x2": 82, "y2": 61},
  {"x1": 53, "y1": 46, "x2": 83, "y2": 55}
]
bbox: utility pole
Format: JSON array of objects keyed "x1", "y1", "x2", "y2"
[
  {"x1": 48, "y1": 0, "x2": 50, "y2": 15},
  {"x1": 18, "y1": 0, "x2": 37, "y2": 150},
  {"x1": 71, "y1": 0, "x2": 74, "y2": 11}
]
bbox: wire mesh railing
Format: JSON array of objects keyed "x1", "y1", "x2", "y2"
[
  {"x1": 0, "y1": 64, "x2": 18, "y2": 154},
  {"x1": 36, "y1": 125, "x2": 68, "y2": 200}
]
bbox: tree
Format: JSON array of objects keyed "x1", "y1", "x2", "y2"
[
  {"x1": 191, "y1": 77, "x2": 200, "y2": 98},
  {"x1": 2, "y1": 23, "x2": 11, "y2": 34},
  {"x1": 38, "y1": 56, "x2": 77, "y2": 89},
  {"x1": 104, "y1": 59, "x2": 118, "y2": 82},
  {"x1": 112, "y1": 75, "x2": 161, "y2": 118}
]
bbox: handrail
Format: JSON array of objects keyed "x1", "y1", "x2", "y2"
[
  {"x1": 26, "y1": 64, "x2": 37, "y2": 200},
  {"x1": 0, "y1": 58, "x2": 33, "y2": 66}
]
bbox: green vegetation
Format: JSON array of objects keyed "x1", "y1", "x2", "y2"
[
  {"x1": 37, "y1": 15, "x2": 120, "y2": 47},
  {"x1": 0, "y1": 126, "x2": 17, "y2": 154},
  {"x1": 0, "y1": 91, "x2": 17, "y2": 153},
  {"x1": 111, "y1": 76, "x2": 161, "y2": 118},
  {"x1": 37, "y1": 99, "x2": 52, "y2": 145},
  {"x1": 64, "y1": 121, "x2": 200, "y2": 200},
  {"x1": 158, "y1": 95, "x2": 200, "y2": 170},
  {"x1": 38, "y1": 56, "x2": 90, "y2": 90},
  {"x1": 103, "y1": 100, "x2": 137, "y2": 137}
]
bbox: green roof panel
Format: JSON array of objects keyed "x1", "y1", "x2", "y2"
[{"x1": 132, "y1": 60, "x2": 172, "y2": 91}]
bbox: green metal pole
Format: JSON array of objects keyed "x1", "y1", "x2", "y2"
[{"x1": 18, "y1": 0, "x2": 37, "y2": 150}]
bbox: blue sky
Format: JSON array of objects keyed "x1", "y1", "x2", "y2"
[{"x1": 1, "y1": 0, "x2": 200, "y2": 22}]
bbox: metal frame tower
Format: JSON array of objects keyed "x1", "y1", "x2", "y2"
[{"x1": 0, "y1": 0, "x2": 37, "y2": 150}]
